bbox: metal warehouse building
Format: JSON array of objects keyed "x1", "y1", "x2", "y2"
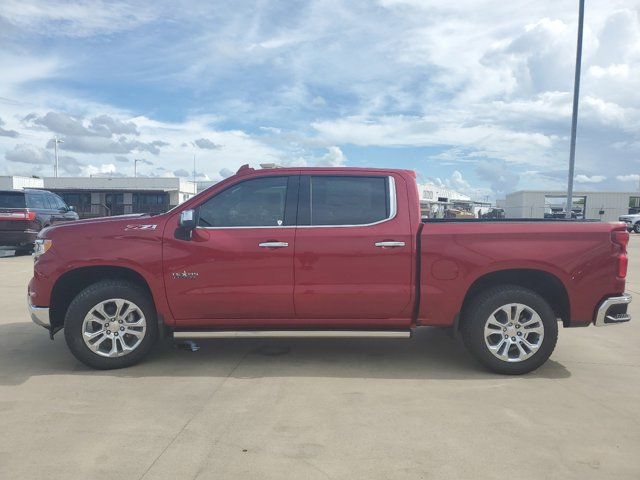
[
  {"x1": 0, "y1": 175, "x2": 44, "y2": 190},
  {"x1": 43, "y1": 177, "x2": 197, "y2": 218},
  {"x1": 504, "y1": 190, "x2": 640, "y2": 222}
]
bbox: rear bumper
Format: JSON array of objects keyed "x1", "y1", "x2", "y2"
[
  {"x1": 594, "y1": 294, "x2": 632, "y2": 327},
  {"x1": 28, "y1": 296, "x2": 50, "y2": 329},
  {"x1": 0, "y1": 230, "x2": 37, "y2": 247}
]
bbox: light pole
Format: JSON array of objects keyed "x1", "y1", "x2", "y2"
[
  {"x1": 565, "y1": 0, "x2": 585, "y2": 218},
  {"x1": 52, "y1": 136, "x2": 64, "y2": 177},
  {"x1": 134, "y1": 159, "x2": 142, "y2": 178}
]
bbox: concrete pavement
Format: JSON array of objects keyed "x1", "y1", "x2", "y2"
[{"x1": 0, "y1": 237, "x2": 639, "y2": 479}]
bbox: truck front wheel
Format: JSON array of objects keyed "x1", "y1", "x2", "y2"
[
  {"x1": 64, "y1": 280, "x2": 158, "y2": 369},
  {"x1": 460, "y1": 285, "x2": 558, "y2": 375}
]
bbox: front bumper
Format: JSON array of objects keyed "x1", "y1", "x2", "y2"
[
  {"x1": 28, "y1": 296, "x2": 50, "y2": 329},
  {"x1": 594, "y1": 294, "x2": 632, "y2": 327}
]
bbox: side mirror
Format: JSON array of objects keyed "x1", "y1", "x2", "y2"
[
  {"x1": 176, "y1": 209, "x2": 197, "y2": 240},
  {"x1": 179, "y1": 209, "x2": 196, "y2": 229},
  {"x1": 68, "y1": 205, "x2": 75, "y2": 212}
]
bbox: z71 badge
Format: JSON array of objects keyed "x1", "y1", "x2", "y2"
[{"x1": 125, "y1": 224, "x2": 157, "y2": 231}]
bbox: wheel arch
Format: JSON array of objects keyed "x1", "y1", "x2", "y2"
[
  {"x1": 50, "y1": 265, "x2": 154, "y2": 332},
  {"x1": 459, "y1": 269, "x2": 570, "y2": 328}
]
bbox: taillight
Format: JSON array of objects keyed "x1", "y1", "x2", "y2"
[
  {"x1": 612, "y1": 229, "x2": 629, "y2": 278},
  {"x1": 0, "y1": 209, "x2": 35, "y2": 221},
  {"x1": 618, "y1": 255, "x2": 628, "y2": 278},
  {"x1": 612, "y1": 230, "x2": 629, "y2": 250}
]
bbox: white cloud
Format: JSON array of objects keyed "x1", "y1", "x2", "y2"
[
  {"x1": 314, "y1": 146, "x2": 346, "y2": 167},
  {"x1": 449, "y1": 171, "x2": 471, "y2": 191},
  {"x1": 5, "y1": 144, "x2": 51, "y2": 165},
  {"x1": 575, "y1": 174, "x2": 606, "y2": 183},
  {"x1": 0, "y1": 0, "x2": 159, "y2": 37},
  {"x1": 617, "y1": 174, "x2": 640, "y2": 182}
]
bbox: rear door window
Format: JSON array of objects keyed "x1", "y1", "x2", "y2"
[
  {"x1": 303, "y1": 176, "x2": 390, "y2": 226},
  {"x1": 0, "y1": 192, "x2": 26, "y2": 209},
  {"x1": 44, "y1": 194, "x2": 58, "y2": 210},
  {"x1": 26, "y1": 193, "x2": 46, "y2": 209}
]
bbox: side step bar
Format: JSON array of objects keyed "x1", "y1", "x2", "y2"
[{"x1": 173, "y1": 330, "x2": 412, "y2": 339}]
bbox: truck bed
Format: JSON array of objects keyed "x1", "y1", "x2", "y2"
[{"x1": 418, "y1": 219, "x2": 626, "y2": 327}]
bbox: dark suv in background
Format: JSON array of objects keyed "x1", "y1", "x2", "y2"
[{"x1": 0, "y1": 189, "x2": 79, "y2": 255}]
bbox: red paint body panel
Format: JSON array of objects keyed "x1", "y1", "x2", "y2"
[
  {"x1": 162, "y1": 225, "x2": 296, "y2": 321},
  {"x1": 293, "y1": 172, "x2": 414, "y2": 325},
  {"x1": 418, "y1": 221, "x2": 627, "y2": 326},
  {"x1": 29, "y1": 167, "x2": 628, "y2": 333},
  {"x1": 28, "y1": 215, "x2": 172, "y2": 324}
]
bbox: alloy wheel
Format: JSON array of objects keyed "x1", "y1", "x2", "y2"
[
  {"x1": 483, "y1": 303, "x2": 545, "y2": 362},
  {"x1": 81, "y1": 298, "x2": 147, "y2": 357}
]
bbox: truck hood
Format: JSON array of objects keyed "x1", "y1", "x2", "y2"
[{"x1": 39, "y1": 213, "x2": 165, "y2": 238}]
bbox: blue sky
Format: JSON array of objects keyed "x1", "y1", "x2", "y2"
[{"x1": 1, "y1": 0, "x2": 639, "y2": 200}]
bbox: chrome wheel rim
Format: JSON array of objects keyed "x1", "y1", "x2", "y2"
[
  {"x1": 484, "y1": 303, "x2": 544, "y2": 363},
  {"x1": 81, "y1": 299, "x2": 147, "y2": 358}
]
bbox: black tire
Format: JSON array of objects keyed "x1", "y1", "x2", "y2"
[
  {"x1": 460, "y1": 285, "x2": 558, "y2": 375},
  {"x1": 634, "y1": 223, "x2": 640, "y2": 234},
  {"x1": 64, "y1": 280, "x2": 158, "y2": 369},
  {"x1": 14, "y1": 246, "x2": 33, "y2": 256}
]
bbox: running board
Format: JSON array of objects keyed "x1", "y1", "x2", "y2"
[{"x1": 173, "y1": 330, "x2": 412, "y2": 339}]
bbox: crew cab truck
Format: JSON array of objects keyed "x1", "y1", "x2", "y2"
[{"x1": 28, "y1": 165, "x2": 632, "y2": 374}]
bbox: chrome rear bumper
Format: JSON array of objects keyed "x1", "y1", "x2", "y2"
[
  {"x1": 594, "y1": 294, "x2": 632, "y2": 327},
  {"x1": 28, "y1": 296, "x2": 50, "y2": 329}
]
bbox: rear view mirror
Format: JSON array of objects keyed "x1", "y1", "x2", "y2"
[{"x1": 176, "y1": 209, "x2": 197, "y2": 240}]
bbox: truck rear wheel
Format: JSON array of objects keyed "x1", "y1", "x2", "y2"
[
  {"x1": 64, "y1": 280, "x2": 158, "y2": 369},
  {"x1": 634, "y1": 223, "x2": 640, "y2": 234},
  {"x1": 460, "y1": 285, "x2": 558, "y2": 375}
]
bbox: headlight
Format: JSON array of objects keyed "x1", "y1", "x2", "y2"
[{"x1": 33, "y1": 239, "x2": 53, "y2": 259}]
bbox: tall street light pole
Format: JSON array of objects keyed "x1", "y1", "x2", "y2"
[
  {"x1": 566, "y1": 0, "x2": 585, "y2": 219},
  {"x1": 52, "y1": 136, "x2": 64, "y2": 178},
  {"x1": 193, "y1": 154, "x2": 197, "y2": 196}
]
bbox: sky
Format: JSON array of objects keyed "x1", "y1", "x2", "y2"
[{"x1": 1, "y1": 0, "x2": 639, "y2": 201}]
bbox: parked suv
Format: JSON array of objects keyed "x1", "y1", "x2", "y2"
[
  {"x1": 0, "y1": 189, "x2": 79, "y2": 254},
  {"x1": 619, "y1": 213, "x2": 640, "y2": 233}
]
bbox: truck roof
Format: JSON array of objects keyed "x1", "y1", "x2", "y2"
[{"x1": 235, "y1": 164, "x2": 416, "y2": 177}]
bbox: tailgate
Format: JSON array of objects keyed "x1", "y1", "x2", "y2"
[
  {"x1": 0, "y1": 209, "x2": 29, "y2": 231},
  {"x1": 0, "y1": 191, "x2": 29, "y2": 231}
]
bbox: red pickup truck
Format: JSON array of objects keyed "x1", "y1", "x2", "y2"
[{"x1": 28, "y1": 166, "x2": 632, "y2": 374}]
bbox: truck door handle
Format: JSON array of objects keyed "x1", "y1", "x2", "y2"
[
  {"x1": 259, "y1": 241, "x2": 289, "y2": 248},
  {"x1": 375, "y1": 241, "x2": 406, "y2": 248}
]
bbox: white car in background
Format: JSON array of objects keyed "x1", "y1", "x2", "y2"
[{"x1": 619, "y1": 213, "x2": 640, "y2": 233}]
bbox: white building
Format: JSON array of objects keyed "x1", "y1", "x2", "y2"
[
  {"x1": 418, "y1": 183, "x2": 471, "y2": 203},
  {"x1": 0, "y1": 175, "x2": 44, "y2": 190},
  {"x1": 43, "y1": 177, "x2": 197, "y2": 218},
  {"x1": 418, "y1": 183, "x2": 477, "y2": 218},
  {"x1": 504, "y1": 190, "x2": 640, "y2": 222}
]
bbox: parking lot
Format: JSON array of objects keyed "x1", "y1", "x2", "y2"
[{"x1": 0, "y1": 237, "x2": 638, "y2": 480}]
